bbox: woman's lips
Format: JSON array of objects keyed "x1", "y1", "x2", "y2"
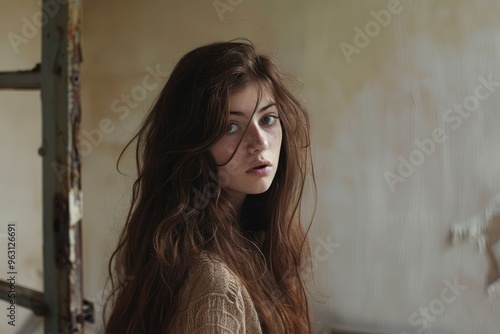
[{"x1": 246, "y1": 165, "x2": 272, "y2": 176}]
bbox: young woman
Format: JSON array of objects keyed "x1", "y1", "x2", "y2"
[{"x1": 105, "y1": 40, "x2": 315, "y2": 333}]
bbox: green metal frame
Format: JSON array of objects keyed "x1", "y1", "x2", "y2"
[
  {"x1": 0, "y1": 1, "x2": 91, "y2": 333},
  {"x1": 41, "y1": 0, "x2": 87, "y2": 332}
]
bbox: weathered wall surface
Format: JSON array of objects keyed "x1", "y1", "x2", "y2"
[{"x1": 1, "y1": 1, "x2": 499, "y2": 333}]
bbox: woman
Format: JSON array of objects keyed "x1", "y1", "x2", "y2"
[{"x1": 105, "y1": 40, "x2": 315, "y2": 333}]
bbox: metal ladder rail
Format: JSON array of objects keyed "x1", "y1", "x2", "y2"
[{"x1": 0, "y1": 1, "x2": 92, "y2": 333}]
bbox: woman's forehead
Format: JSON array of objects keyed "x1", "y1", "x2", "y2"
[{"x1": 228, "y1": 83, "x2": 275, "y2": 114}]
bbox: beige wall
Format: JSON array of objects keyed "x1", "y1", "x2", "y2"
[{"x1": 1, "y1": 0, "x2": 500, "y2": 333}]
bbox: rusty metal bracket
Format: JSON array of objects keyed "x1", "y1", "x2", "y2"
[
  {"x1": 0, "y1": 280, "x2": 49, "y2": 316},
  {"x1": 0, "y1": 63, "x2": 41, "y2": 89},
  {"x1": 82, "y1": 299, "x2": 95, "y2": 323}
]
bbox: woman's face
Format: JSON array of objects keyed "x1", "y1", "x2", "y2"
[{"x1": 210, "y1": 83, "x2": 283, "y2": 205}]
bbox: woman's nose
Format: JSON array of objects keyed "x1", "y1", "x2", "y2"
[{"x1": 245, "y1": 125, "x2": 269, "y2": 154}]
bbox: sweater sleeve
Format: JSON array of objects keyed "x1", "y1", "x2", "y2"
[
  {"x1": 182, "y1": 289, "x2": 245, "y2": 333},
  {"x1": 170, "y1": 255, "x2": 262, "y2": 334}
]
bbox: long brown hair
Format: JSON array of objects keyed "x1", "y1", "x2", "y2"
[{"x1": 105, "y1": 40, "x2": 315, "y2": 333}]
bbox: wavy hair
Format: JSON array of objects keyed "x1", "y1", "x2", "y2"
[{"x1": 104, "y1": 40, "x2": 315, "y2": 333}]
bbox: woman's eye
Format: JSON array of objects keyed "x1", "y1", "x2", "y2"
[
  {"x1": 261, "y1": 115, "x2": 279, "y2": 126},
  {"x1": 227, "y1": 123, "x2": 239, "y2": 134}
]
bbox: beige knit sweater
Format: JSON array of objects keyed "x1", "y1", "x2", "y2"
[{"x1": 170, "y1": 253, "x2": 263, "y2": 333}]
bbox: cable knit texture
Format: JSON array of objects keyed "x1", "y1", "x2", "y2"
[{"x1": 170, "y1": 253, "x2": 263, "y2": 333}]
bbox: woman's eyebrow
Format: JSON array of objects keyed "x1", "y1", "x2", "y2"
[{"x1": 229, "y1": 102, "x2": 276, "y2": 116}]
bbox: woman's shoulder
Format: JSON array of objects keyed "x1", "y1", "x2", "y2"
[
  {"x1": 185, "y1": 252, "x2": 242, "y2": 299},
  {"x1": 172, "y1": 253, "x2": 262, "y2": 333}
]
